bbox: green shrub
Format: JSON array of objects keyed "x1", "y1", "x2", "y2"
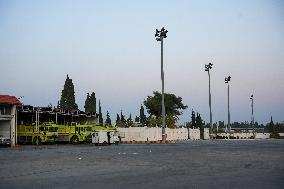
[{"x1": 270, "y1": 132, "x2": 280, "y2": 139}]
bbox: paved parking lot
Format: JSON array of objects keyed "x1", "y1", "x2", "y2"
[{"x1": 0, "y1": 140, "x2": 283, "y2": 189}]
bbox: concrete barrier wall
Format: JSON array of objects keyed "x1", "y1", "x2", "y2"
[
  {"x1": 255, "y1": 133, "x2": 270, "y2": 139},
  {"x1": 189, "y1": 128, "x2": 200, "y2": 140},
  {"x1": 117, "y1": 127, "x2": 201, "y2": 142},
  {"x1": 216, "y1": 132, "x2": 271, "y2": 139},
  {"x1": 203, "y1": 128, "x2": 210, "y2": 140}
]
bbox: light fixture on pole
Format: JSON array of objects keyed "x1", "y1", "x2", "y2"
[
  {"x1": 205, "y1": 63, "x2": 213, "y2": 131},
  {"x1": 225, "y1": 76, "x2": 231, "y2": 132},
  {"x1": 155, "y1": 27, "x2": 168, "y2": 143}
]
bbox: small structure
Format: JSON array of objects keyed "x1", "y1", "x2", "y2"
[
  {"x1": 0, "y1": 95, "x2": 22, "y2": 147},
  {"x1": 91, "y1": 130, "x2": 119, "y2": 145}
]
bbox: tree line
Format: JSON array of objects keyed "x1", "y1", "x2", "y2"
[{"x1": 58, "y1": 75, "x2": 283, "y2": 132}]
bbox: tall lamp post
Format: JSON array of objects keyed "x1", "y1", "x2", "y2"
[
  {"x1": 250, "y1": 94, "x2": 254, "y2": 133},
  {"x1": 155, "y1": 27, "x2": 168, "y2": 143},
  {"x1": 225, "y1": 76, "x2": 231, "y2": 132},
  {"x1": 205, "y1": 63, "x2": 213, "y2": 131}
]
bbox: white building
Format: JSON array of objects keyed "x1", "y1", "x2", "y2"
[{"x1": 0, "y1": 95, "x2": 22, "y2": 147}]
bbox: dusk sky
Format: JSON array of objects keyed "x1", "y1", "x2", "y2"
[{"x1": 0, "y1": 0, "x2": 283, "y2": 125}]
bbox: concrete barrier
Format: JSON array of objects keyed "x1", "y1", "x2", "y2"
[{"x1": 117, "y1": 127, "x2": 201, "y2": 142}]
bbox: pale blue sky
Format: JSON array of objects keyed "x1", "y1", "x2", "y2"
[{"x1": 0, "y1": 0, "x2": 283, "y2": 124}]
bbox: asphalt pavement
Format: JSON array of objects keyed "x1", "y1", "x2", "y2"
[{"x1": 0, "y1": 140, "x2": 283, "y2": 189}]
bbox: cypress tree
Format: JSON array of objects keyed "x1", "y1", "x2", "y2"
[
  {"x1": 135, "y1": 116, "x2": 139, "y2": 122},
  {"x1": 105, "y1": 111, "x2": 112, "y2": 127},
  {"x1": 191, "y1": 110, "x2": 196, "y2": 128},
  {"x1": 84, "y1": 93, "x2": 90, "y2": 113},
  {"x1": 196, "y1": 112, "x2": 204, "y2": 130},
  {"x1": 59, "y1": 74, "x2": 78, "y2": 111},
  {"x1": 139, "y1": 105, "x2": 146, "y2": 125},
  {"x1": 120, "y1": 111, "x2": 126, "y2": 124},
  {"x1": 98, "y1": 100, "x2": 103, "y2": 125},
  {"x1": 84, "y1": 92, "x2": 96, "y2": 114},
  {"x1": 268, "y1": 116, "x2": 274, "y2": 133},
  {"x1": 116, "y1": 114, "x2": 120, "y2": 125},
  {"x1": 89, "y1": 92, "x2": 96, "y2": 114},
  {"x1": 127, "y1": 113, "x2": 133, "y2": 127}
]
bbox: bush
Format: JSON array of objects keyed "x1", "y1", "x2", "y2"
[
  {"x1": 216, "y1": 135, "x2": 223, "y2": 139},
  {"x1": 229, "y1": 136, "x2": 236, "y2": 139},
  {"x1": 270, "y1": 132, "x2": 280, "y2": 139}
]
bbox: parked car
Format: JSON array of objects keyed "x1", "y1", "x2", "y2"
[{"x1": 0, "y1": 136, "x2": 11, "y2": 146}]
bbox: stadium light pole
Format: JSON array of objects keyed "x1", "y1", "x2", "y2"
[
  {"x1": 225, "y1": 76, "x2": 231, "y2": 132},
  {"x1": 205, "y1": 63, "x2": 213, "y2": 131},
  {"x1": 250, "y1": 94, "x2": 254, "y2": 133},
  {"x1": 155, "y1": 27, "x2": 168, "y2": 143}
]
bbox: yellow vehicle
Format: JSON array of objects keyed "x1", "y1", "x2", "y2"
[
  {"x1": 17, "y1": 122, "x2": 58, "y2": 144},
  {"x1": 17, "y1": 122, "x2": 115, "y2": 145},
  {"x1": 57, "y1": 122, "x2": 93, "y2": 144}
]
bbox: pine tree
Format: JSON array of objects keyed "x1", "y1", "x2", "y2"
[
  {"x1": 105, "y1": 111, "x2": 112, "y2": 127},
  {"x1": 139, "y1": 105, "x2": 146, "y2": 125},
  {"x1": 59, "y1": 74, "x2": 78, "y2": 111},
  {"x1": 98, "y1": 100, "x2": 103, "y2": 125}
]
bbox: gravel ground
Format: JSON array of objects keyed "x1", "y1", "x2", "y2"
[{"x1": 0, "y1": 140, "x2": 283, "y2": 189}]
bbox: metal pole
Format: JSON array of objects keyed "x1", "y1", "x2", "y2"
[
  {"x1": 252, "y1": 97, "x2": 254, "y2": 133},
  {"x1": 15, "y1": 108, "x2": 17, "y2": 145},
  {"x1": 56, "y1": 112, "x2": 58, "y2": 124},
  {"x1": 35, "y1": 109, "x2": 39, "y2": 145},
  {"x1": 228, "y1": 84, "x2": 230, "y2": 132},
  {"x1": 161, "y1": 37, "x2": 166, "y2": 143},
  {"x1": 208, "y1": 71, "x2": 212, "y2": 130},
  {"x1": 35, "y1": 110, "x2": 37, "y2": 145}
]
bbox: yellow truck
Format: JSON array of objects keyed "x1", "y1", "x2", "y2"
[
  {"x1": 57, "y1": 122, "x2": 93, "y2": 144},
  {"x1": 17, "y1": 122, "x2": 58, "y2": 144},
  {"x1": 17, "y1": 122, "x2": 115, "y2": 144}
]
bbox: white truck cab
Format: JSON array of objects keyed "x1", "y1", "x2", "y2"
[{"x1": 92, "y1": 130, "x2": 119, "y2": 145}]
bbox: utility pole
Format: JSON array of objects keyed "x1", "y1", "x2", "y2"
[
  {"x1": 155, "y1": 27, "x2": 168, "y2": 143},
  {"x1": 205, "y1": 63, "x2": 213, "y2": 132},
  {"x1": 250, "y1": 94, "x2": 254, "y2": 134},
  {"x1": 35, "y1": 107, "x2": 41, "y2": 145},
  {"x1": 225, "y1": 76, "x2": 231, "y2": 132}
]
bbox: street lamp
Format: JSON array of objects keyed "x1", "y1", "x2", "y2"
[
  {"x1": 205, "y1": 63, "x2": 213, "y2": 131},
  {"x1": 250, "y1": 94, "x2": 254, "y2": 133},
  {"x1": 225, "y1": 76, "x2": 231, "y2": 132},
  {"x1": 155, "y1": 27, "x2": 168, "y2": 143}
]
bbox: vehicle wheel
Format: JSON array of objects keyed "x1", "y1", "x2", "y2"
[
  {"x1": 103, "y1": 141, "x2": 108, "y2": 146},
  {"x1": 115, "y1": 141, "x2": 119, "y2": 145},
  {"x1": 71, "y1": 136, "x2": 79, "y2": 144}
]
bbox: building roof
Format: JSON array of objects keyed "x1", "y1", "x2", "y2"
[{"x1": 0, "y1": 95, "x2": 22, "y2": 105}]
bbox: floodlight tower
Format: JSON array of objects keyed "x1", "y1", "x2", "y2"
[
  {"x1": 250, "y1": 94, "x2": 254, "y2": 133},
  {"x1": 225, "y1": 76, "x2": 231, "y2": 132},
  {"x1": 205, "y1": 63, "x2": 213, "y2": 130},
  {"x1": 155, "y1": 27, "x2": 168, "y2": 143}
]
